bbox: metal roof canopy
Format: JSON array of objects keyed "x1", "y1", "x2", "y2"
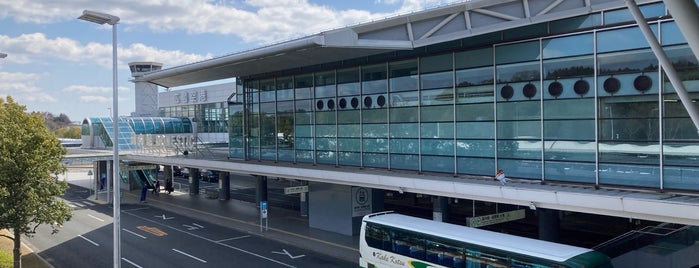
[{"x1": 137, "y1": 0, "x2": 660, "y2": 88}]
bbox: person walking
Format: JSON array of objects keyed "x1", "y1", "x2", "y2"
[
  {"x1": 140, "y1": 184, "x2": 148, "y2": 203},
  {"x1": 496, "y1": 169, "x2": 508, "y2": 186},
  {"x1": 152, "y1": 180, "x2": 160, "y2": 195}
]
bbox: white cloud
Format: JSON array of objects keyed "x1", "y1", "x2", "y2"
[
  {"x1": 0, "y1": 71, "x2": 57, "y2": 103},
  {"x1": 0, "y1": 33, "x2": 212, "y2": 69},
  {"x1": 0, "y1": 0, "x2": 401, "y2": 44},
  {"x1": 79, "y1": 95, "x2": 110, "y2": 103}
]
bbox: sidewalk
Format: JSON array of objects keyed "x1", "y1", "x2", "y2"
[{"x1": 110, "y1": 187, "x2": 360, "y2": 264}]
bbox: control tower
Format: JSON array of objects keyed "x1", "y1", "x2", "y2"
[{"x1": 129, "y1": 61, "x2": 163, "y2": 117}]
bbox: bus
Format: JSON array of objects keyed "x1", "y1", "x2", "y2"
[{"x1": 360, "y1": 212, "x2": 613, "y2": 268}]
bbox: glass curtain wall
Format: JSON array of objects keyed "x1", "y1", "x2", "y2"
[
  {"x1": 295, "y1": 74, "x2": 315, "y2": 163},
  {"x1": 597, "y1": 25, "x2": 660, "y2": 188},
  {"x1": 337, "y1": 67, "x2": 362, "y2": 166},
  {"x1": 315, "y1": 70, "x2": 338, "y2": 165},
  {"x1": 455, "y1": 48, "x2": 495, "y2": 176},
  {"x1": 495, "y1": 40, "x2": 543, "y2": 179},
  {"x1": 660, "y1": 21, "x2": 699, "y2": 191},
  {"x1": 231, "y1": 8, "x2": 699, "y2": 191},
  {"x1": 541, "y1": 33, "x2": 596, "y2": 183}
]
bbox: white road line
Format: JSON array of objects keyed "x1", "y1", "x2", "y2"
[
  {"x1": 172, "y1": 248, "x2": 207, "y2": 263},
  {"x1": 122, "y1": 228, "x2": 147, "y2": 239},
  {"x1": 87, "y1": 214, "x2": 105, "y2": 222},
  {"x1": 78, "y1": 235, "x2": 99, "y2": 246},
  {"x1": 123, "y1": 211, "x2": 296, "y2": 268},
  {"x1": 122, "y1": 207, "x2": 149, "y2": 212},
  {"x1": 216, "y1": 235, "x2": 251, "y2": 243},
  {"x1": 122, "y1": 257, "x2": 142, "y2": 268}
]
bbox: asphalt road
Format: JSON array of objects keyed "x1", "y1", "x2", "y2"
[{"x1": 24, "y1": 185, "x2": 354, "y2": 268}]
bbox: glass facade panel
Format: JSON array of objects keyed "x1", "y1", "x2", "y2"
[
  {"x1": 389, "y1": 59, "x2": 418, "y2": 92},
  {"x1": 362, "y1": 63, "x2": 388, "y2": 95},
  {"x1": 229, "y1": 10, "x2": 697, "y2": 191}
]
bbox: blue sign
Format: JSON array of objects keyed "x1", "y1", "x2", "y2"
[{"x1": 261, "y1": 201, "x2": 267, "y2": 210}]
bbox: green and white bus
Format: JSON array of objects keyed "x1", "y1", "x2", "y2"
[{"x1": 360, "y1": 212, "x2": 613, "y2": 268}]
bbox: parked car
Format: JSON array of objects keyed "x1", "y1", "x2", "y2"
[
  {"x1": 200, "y1": 169, "x2": 219, "y2": 183},
  {"x1": 173, "y1": 166, "x2": 182, "y2": 177},
  {"x1": 181, "y1": 168, "x2": 190, "y2": 178}
]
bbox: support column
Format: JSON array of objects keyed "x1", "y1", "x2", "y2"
[
  {"x1": 372, "y1": 189, "x2": 385, "y2": 213},
  {"x1": 189, "y1": 168, "x2": 200, "y2": 195},
  {"x1": 163, "y1": 165, "x2": 173, "y2": 193},
  {"x1": 299, "y1": 180, "x2": 309, "y2": 217},
  {"x1": 433, "y1": 196, "x2": 450, "y2": 222},
  {"x1": 538, "y1": 208, "x2": 560, "y2": 243},
  {"x1": 219, "y1": 172, "x2": 230, "y2": 200},
  {"x1": 255, "y1": 175, "x2": 268, "y2": 207}
]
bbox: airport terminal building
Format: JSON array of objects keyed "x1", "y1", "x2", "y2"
[{"x1": 81, "y1": 0, "x2": 699, "y2": 265}]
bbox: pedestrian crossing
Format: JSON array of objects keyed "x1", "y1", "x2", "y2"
[{"x1": 66, "y1": 199, "x2": 100, "y2": 209}]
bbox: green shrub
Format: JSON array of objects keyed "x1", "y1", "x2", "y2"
[{"x1": 0, "y1": 250, "x2": 12, "y2": 268}]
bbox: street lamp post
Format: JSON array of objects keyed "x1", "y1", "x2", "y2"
[{"x1": 78, "y1": 10, "x2": 121, "y2": 268}]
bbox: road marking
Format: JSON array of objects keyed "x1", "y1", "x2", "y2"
[
  {"x1": 172, "y1": 248, "x2": 207, "y2": 263},
  {"x1": 155, "y1": 214, "x2": 174, "y2": 220},
  {"x1": 125, "y1": 193, "x2": 358, "y2": 253},
  {"x1": 215, "y1": 235, "x2": 250, "y2": 242},
  {"x1": 122, "y1": 228, "x2": 147, "y2": 239},
  {"x1": 123, "y1": 211, "x2": 296, "y2": 268},
  {"x1": 182, "y1": 223, "x2": 204, "y2": 230},
  {"x1": 87, "y1": 214, "x2": 104, "y2": 222},
  {"x1": 122, "y1": 257, "x2": 142, "y2": 268},
  {"x1": 78, "y1": 235, "x2": 99, "y2": 246},
  {"x1": 272, "y1": 249, "x2": 305, "y2": 259},
  {"x1": 122, "y1": 207, "x2": 149, "y2": 212},
  {"x1": 136, "y1": 226, "x2": 167, "y2": 236}
]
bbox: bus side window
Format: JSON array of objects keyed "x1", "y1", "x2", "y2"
[{"x1": 365, "y1": 223, "x2": 391, "y2": 251}]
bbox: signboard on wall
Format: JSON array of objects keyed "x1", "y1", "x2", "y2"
[
  {"x1": 351, "y1": 187, "x2": 372, "y2": 217},
  {"x1": 466, "y1": 209, "x2": 526, "y2": 228}
]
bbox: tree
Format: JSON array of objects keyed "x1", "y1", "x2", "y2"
[{"x1": 0, "y1": 97, "x2": 72, "y2": 268}]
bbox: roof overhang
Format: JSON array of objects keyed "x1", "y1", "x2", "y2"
[
  {"x1": 124, "y1": 154, "x2": 699, "y2": 226},
  {"x1": 136, "y1": 0, "x2": 662, "y2": 88}
]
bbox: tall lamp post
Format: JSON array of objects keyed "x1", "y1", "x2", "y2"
[{"x1": 78, "y1": 10, "x2": 121, "y2": 268}]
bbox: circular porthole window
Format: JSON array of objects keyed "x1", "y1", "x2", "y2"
[
  {"x1": 316, "y1": 100, "x2": 324, "y2": 110},
  {"x1": 327, "y1": 99, "x2": 335, "y2": 110},
  {"x1": 363, "y1": 96, "x2": 373, "y2": 108},
  {"x1": 501, "y1": 85, "x2": 514, "y2": 100},
  {"x1": 603, "y1": 77, "x2": 621, "y2": 94},
  {"x1": 377, "y1": 95, "x2": 386, "y2": 107},
  {"x1": 339, "y1": 98, "x2": 347, "y2": 109},
  {"x1": 548, "y1": 81, "x2": 563, "y2": 98},
  {"x1": 351, "y1": 97, "x2": 359, "y2": 109},
  {"x1": 634, "y1": 75, "x2": 652, "y2": 93},
  {"x1": 574, "y1": 79, "x2": 590, "y2": 96},
  {"x1": 523, "y1": 83, "x2": 537, "y2": 99}
]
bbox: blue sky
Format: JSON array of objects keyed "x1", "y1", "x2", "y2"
[{"x1": 0, "y1": 0, "x2": 460, "y2": 122}]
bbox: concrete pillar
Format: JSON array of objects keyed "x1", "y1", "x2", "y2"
[
  {"x1": 538, "y1": 208, "x2": 560, "y2": 243},
  {"x1": 255, "y1": 175, "x2": 268, "y2": 207},
  {"x1": 219, "y1": 172, "x2": 230, "y2": 200},
  {"x1": 299, "y1": 180, "x2": 309, "y2": 217},
  {"x1": 189, "y1": 168, "x2": 200, "y2": 195},
  {"x1": 163, "y1": 165, "x2": 173, "y2": 193},
  {"x1": 372, "y1": 189, "x2": 385, "y2": 213},
  {"x1": 433, "y1": 196, "x2": 450, "y2": 222}
]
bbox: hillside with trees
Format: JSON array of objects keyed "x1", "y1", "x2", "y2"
[{"x1": 36, "y1": 112, "x2": 81, "y2": 139}]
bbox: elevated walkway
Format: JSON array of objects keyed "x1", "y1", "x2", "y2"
[{"x1": 125, "y1": 151, "x2": 699, "y2": 226}]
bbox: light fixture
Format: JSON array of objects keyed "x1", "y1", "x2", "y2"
[
  {"x1": 529, "y1": 202, "x2": 537, "y2": 210},
  {"x1": 78, "y1": 9, "x2": 121, "y2": 268}
]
